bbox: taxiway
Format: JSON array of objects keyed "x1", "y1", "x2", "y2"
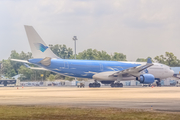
[{"x1": 0, "y1": 87, "x2": 180, "y2": 111}]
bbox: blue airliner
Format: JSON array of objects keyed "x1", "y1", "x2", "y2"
[{"x1": 11, "y1": 25, "x2": 174, "y2": 87}]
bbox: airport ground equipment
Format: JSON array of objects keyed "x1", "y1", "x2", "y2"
[
  {"x1": 52, "y1": 82, "x2": 58, "y2": 86},
  {"x1": 176, "y1": 80, "x2": 180, "y2": 87},
  {"x1": 0, "y1": 79, "x2": 17, "y2": 86},
  {"x1": 10, "y1": 25, "x2": 174, "y2": 88},
  {"x1": 77, "y1": 83, "x2": 85, "y2": 88}
]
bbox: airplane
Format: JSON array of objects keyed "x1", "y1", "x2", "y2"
[{"x1": 11, "y1": 25, "x2": 174, "y2": 88}]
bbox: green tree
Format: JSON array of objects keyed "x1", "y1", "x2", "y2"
[
  {"x1": 2, "y1": 46, "x2": 128, "y2": 81},
  {"x1": 97, "y1": 51, "x2": 111, "y2": 60},
  {"x1": 111, "y1": 52, "x2": 126, "y2": 61},
  {"x1": 76, "y1": 49, "x2": 111, "y2": 60},
  {"x1": 18, "y1": 66, "x2": 33, "y2": 80},
  {"x1": 55, "y1": 74, "x2": 65, "y2": 80},
  {"x1": 49, "y1": 44, "x2": 73, "y2": 59},
  {"x1": 34, "y1": 70, "x2": 51, "y2": 81},
  {"x1": 154, "y1": 55, "x2": 166, "y2": 64},
  {"x1": 136, "y1": 57, "x2": 153, "y2": 62},
  {"x1": 1, "y1": 59, "x2": 16, "y2": 78},
  {"x1": 48, "y1": 74, "x2": 55, "y2": 81},
  {"x1": 154, "y1": 52, "x2": 180, "y2": 67},
  {"x1": 136, "y1": 58, "x2": 146, "y2": 62},
  {"x1": 10, "y1": 50, "x2": 32, "y2": 74},
  {"x1": 9, "y1": 50, "x2": 53, "y2": 81},
  {"x1": 76, "y1": 49, "x2": 98, "y2": 60},
  {"x1": 10, "y1": 50, "x2": 32, "y2": 60},
  {"x1": 76, "y1": 49, "x2": 126, "y2": 61}
]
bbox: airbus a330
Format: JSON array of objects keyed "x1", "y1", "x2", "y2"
[{"x1": 11, "y1": 25, "x2": 174, "y2": 88}]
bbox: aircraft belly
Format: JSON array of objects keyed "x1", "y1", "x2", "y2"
[
  {"x1": 92, "y1": 71, "x2": 137, "y2": 81},
  {"x1": 92, "y1": 71, "x2": 117, "y2": 80},
  {"x1": 93, "y1": 76, "x2": 117, "y2": 81},
  {"x1": 148, "y1": 70, "x2": 162, "y2": 79},
  {"x1": 121, "y1": 76, "x2": 136, "y2": 81}
]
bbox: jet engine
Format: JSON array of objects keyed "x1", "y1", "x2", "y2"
[{"x1": 139, "y1": 74, "x2": 155, "y2": 84}]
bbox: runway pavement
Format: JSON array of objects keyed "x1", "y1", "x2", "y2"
[{"x1": 0, "y1": 86, "x2": 180, "y2": 112}]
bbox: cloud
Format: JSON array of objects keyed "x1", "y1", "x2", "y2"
[{"x1": 0, "y1": 0, "x2": 180, "y2": 61}]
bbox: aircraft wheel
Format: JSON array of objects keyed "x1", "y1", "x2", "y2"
[
  {"x1": 97, "y1": 83, "x2": 101, "y2": 87},
  {"x1": 4, "y1": 81, "x2": 7, "y2": 87},
  {"x1": 157, "y1": 82, "x2": 161, "y2": 87},
  {"x1": 119, "y1": 83, "x2": 123, "y2": 87},
  {"x1": 89, "y1": 83, "x2": 100, "y2": 88},
  {"x1": 115, "y1": 83, "x2": 118, "y2": 87},
  {"x1": 117, "y1": 83, "x2": 121, "y2": 87},
  {"x1": 92, "y1": 83, "x2": 96, "y2": 87},
  {"x1": 110, "y1": 83, "x2": 115, "y2": 87},
  {"x1": 89, "y1": 83, "x2": 92, "y2": 88}
]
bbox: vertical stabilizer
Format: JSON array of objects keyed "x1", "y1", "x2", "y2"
[{"x1": 24, "y1": 25, "x2": 59, "y2": 59}]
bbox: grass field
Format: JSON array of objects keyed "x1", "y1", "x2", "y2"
[{"x1": 0, "y1": 106, "x2": 180, "y2": 120}]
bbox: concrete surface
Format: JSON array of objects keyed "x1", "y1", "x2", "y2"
[{"x1": 0, "y1": 87, "x2": 180, "y2": 111}]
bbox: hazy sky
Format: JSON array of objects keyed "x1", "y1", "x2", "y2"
[{"x1": 0, "y1": 0, "x2": 180, "y2": 61}]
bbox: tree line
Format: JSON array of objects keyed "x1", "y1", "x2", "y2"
[
  {"x1": 0, "y1": 44, "x2": 180, "y2": 81},
  {"x1": 136, "y1": 52, "x2": 180, "y2": 67},
  {"x1": 0, "y1": 44, "x2": 126, "y2": 81}
]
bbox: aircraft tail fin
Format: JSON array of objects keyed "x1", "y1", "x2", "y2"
[{"x1": 24, "y1": 25, "x2": 59, "y2": 59}]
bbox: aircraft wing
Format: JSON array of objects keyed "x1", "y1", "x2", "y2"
[
  {"x1": 11, "y1": 59, "x2": 30, "y2": 63},
  {"x1": 23, "y1": 63, "x2": 49, "y2": 71},
  {"x1": 109, "y1": 58, "x2": 153, "y2": 77}
]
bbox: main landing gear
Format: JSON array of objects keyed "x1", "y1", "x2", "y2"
[
  {"x1": 89, "y1": 80, "x2": 101, "y2": 88},
  {"x1": 156, "y1": 80, "x2": 161, "y2": 87},
  {"x1": 110, "y1": 82, "x2": 123, "y2": 87}
]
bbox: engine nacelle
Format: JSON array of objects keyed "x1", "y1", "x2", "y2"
[{"x1": 139, "y1": 74, "x2": 155, "y2": 84}]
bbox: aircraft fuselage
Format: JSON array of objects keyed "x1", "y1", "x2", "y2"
[{"x1": 28, "y1": 58, "x2": 174, "y2": 81}]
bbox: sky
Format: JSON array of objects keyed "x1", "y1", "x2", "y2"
[{"x1": 0, "y1": 0, "x2": 180, "y2": 61}]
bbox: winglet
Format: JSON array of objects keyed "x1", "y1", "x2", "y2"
[{"x1": 147, "y1": 58, "x2": 152, "y2": 64}]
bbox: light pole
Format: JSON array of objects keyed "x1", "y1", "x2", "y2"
[
  {"x1": 73, "y1": 36, "x2": 78, "y2": 81},
  {"x1": 35, "y1": 71, "x2": 36, "y2": 81},
  {"x1": 73, "y1": 36, "x2": 78, "y2": 59}
]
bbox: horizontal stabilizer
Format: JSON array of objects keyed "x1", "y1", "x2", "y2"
[
  {"x1": 23, "y1": 63, "x2": 49, "y2": 71},
  {"x1": 30, "y1": 67, "x2": 49, "y2": 70},
  {"x1": 11, "y1": 59, "x2": 30, "y2": 63}
]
